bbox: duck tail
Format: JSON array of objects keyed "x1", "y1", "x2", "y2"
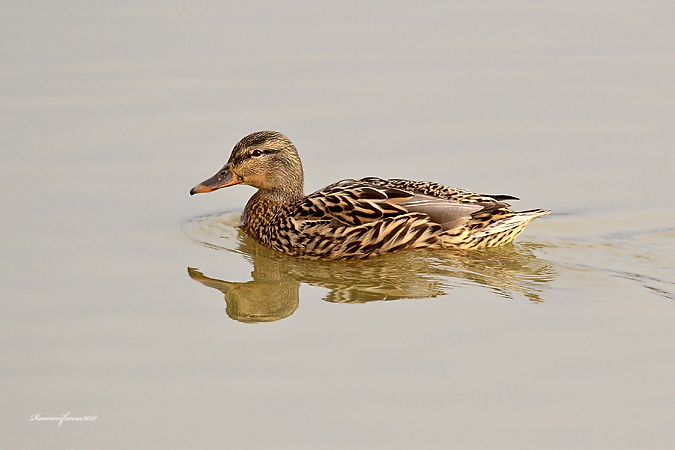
[{"x1": 470, "y1": 209, "x2": 550, "y2": 247}]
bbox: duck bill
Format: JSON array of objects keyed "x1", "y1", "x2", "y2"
[{"x1": 190, "y1": 165, "x2": 243, "y2": 195}]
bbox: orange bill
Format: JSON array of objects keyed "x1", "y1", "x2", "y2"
[{"x1": 190, "y1": 164, "x2": 243, "y2": 195}]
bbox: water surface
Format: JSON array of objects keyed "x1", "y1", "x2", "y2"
[{"x1": 2, "y1": 1, "x2": 674, "y2": 449}]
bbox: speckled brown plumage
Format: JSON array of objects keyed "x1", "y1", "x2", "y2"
[{"x1": 190, "y1": 131, "x2": 550, "y2": 260}]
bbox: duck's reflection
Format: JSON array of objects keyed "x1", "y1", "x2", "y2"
[
  {"x1": 188, "y1": 267, "x2": 299, "y2": 323},
  {"x1": 187, "y1": 216, "x2": 555, "y2": 323}
]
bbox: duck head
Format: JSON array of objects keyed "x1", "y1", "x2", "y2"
[{"x1": 190, "y1": 131, "x2": 305, "y2": 201}]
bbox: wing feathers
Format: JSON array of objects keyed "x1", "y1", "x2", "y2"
[
  {"x1": 299, "y1": 180, "x2": 511, "y2": 230},
  {"x1": 284, "y1": 177, "x2": 540, "y2": 258},
  {"x1": 400, "y1": 194, "x2": 483, "y2": 231}
]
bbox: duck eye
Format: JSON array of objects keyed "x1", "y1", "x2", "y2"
[{"x1": 251, "y1": 149, "x2": 263, "y2": 157}]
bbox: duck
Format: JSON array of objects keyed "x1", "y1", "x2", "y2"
[{"x1": 190, "y1": 131, "x2": 549, "y2": 260}]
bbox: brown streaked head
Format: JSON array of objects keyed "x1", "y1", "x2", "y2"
[{"x1": 190, "y1": 131, "x2": 305, "y2": 201}]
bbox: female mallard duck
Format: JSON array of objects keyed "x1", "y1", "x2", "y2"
[{"x1": 190, "y1": 131, "x2": 549, "y2": 260}]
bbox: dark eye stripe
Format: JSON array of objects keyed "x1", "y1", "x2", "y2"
[{"x1": 250, "y1": 148, "x2": 282, "y2": 158}]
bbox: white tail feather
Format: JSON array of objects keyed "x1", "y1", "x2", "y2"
[{"x1": 473, "y1": 210, "x2": 550, "y2": 238}]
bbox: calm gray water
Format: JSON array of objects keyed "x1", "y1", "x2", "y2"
[{"x1": 3, "y1": 1, "x2": 674, "y2": 449}]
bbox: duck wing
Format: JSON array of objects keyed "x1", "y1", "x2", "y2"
[
  {"x1": 398, "y1": 194, "x2": 482, "y2": 231},
  {"x1": 295, "y1": 178, "x2": 498, "y2": 231},
  {"x1": 296, "y1": 181, "x2": 410, "y2": 226}
]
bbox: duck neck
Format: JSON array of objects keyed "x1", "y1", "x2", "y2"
[
  {"x1": 242, "y1": 187, "x2": 303, "y2": 234},
  {"x1": 256, "y1": 184, "x2": 305, "y2": 204},
  {"x1": 249, "y1": 186, "x2": 305, "y2": 206}
]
